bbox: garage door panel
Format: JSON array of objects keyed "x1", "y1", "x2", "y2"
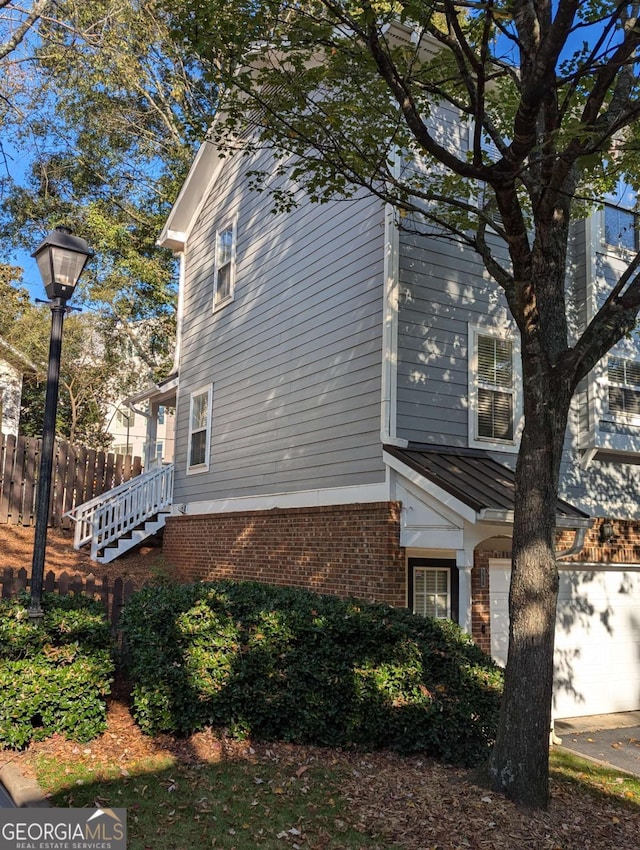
[
  {"x1": 554, "y1": 570, "x2": 640, "y2": 717},
  {"x1": 490, "y1": 565, "x2": 640, "y2": 718}
]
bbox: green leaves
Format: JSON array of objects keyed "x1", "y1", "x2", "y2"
[
  {"x1": 0, "y1": 594, "x2": 114, "y2": 748},
  {"x1": 121, "y1": 580, "x2": 503, "y2": 766}
]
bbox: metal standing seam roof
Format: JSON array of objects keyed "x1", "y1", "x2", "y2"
[{"x1": 385, "y1": 444, "x2": 590, "y2": 521}]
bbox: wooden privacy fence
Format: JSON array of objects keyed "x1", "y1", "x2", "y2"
[
  {"x1": 0, "y1": 567, "x2": 137, "y2": 632},
  {"x1": 0, "y1": 434, "x2": 142, "y2": 527}
]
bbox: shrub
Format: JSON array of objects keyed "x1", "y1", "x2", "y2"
[
  {"x1": 121, "y1": 581, "x2": 503, "y2": 766},
  {"x1": 0, "y1": 594, "x2": 114, "y2": 749}
]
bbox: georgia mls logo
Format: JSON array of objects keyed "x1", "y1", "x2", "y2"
[{"x1": 0, "y1": 807, "x2": 127, "y2": 850}]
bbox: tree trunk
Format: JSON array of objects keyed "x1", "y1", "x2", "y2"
[{"x1": 488, "y1": 375, "x2": 571, "y2": 809}]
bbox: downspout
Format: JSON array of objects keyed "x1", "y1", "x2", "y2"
[
  {"x1": 555, "y1": 524, "x2": 591, "y2": 559},
  {"x1": 381, "y1": 201, "x2": 408, "y2": 449}
]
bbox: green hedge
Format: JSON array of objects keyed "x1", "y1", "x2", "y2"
[
  {"x1": 121, "y1": 581, "x2": 503, "y2": 766},
  {"x1": 0, "y1": 594, "x2": 114, "y2": 749}
]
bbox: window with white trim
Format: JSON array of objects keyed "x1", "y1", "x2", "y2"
[
  {"x1": 414, "y1": 567, "x2": 449, "y2": 618},
  {"x1": 476, "y1": 333, "x2": 515, "y2": 442},
  {"x1": 608, "y1": 356, "x2": 640, "y2": 419},
  {"x1": 213, "y1": 221, "x2": 236, "y2": 309},
  {"x1": 409, "y1": 559, "x2": 458, "y2": 622},
  {"x1": 469, "y1": 123, "x2": 503, "y2": 230},
  {"x1": 187, "y1": 385, "x2": 212, "y2": 472},
  {"x1": 604, "y1": 204, "x2": 638, "y2": 252},
  {"x1": 116, "y1": 408, "x2": 135, "y2": 428}
]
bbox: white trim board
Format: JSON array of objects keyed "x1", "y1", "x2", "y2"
[{"x1": 173, "y1": 482, "x2": 390, "y2": 516}]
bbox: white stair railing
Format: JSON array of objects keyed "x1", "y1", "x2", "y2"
[
  {"x1": 90, "y1": 463, "x2": 174, "y2": 561},
  {"x1": 66, "y1": 463, "x2": 174, "y2": 556}
]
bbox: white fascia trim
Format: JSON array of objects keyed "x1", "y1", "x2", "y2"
[
  {"x1": 479, "y1": 508, "x2": 591, "y2": 529},
  {"x1": 557, "y1": 561, "x2": 640, "y2": 571},
  {"x1": 174, "y1": 481, "x2": 390, "y2": 516},
  {"x1": 161, "y1": 230, "x2": 188, "y2": 252},
  {"x1": 125, "y1": 375, "x2": 179, "y2": 407},
  {"x1": 383, "y1": 449, "x2": 477, "y2": 524},
  {"x1": 158, "y1": 138, "x2": 225, "y2": 249}
]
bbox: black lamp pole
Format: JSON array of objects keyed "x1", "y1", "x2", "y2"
[
  {"x1": 28, "y1": 226, "x2": 94, "y2": 620},
  {"x1": 29, "y1": 298, "x2": 69, "y2": 617}
]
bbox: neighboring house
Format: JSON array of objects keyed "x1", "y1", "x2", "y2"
[
  {"x1": 105, "y1": 400, "x2": 175, "y2": 465},
  {"x1": 0, "y1": 336, "x2": 36, "y2": 438},
  {"x1": 130, "y1": 107, "x2": 640, "y2": 722}
]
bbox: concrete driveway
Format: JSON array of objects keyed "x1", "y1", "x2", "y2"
[{"x1": 555, "y1": 712, "x2": 640, "y2": 776}]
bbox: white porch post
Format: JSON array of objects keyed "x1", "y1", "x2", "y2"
[
  {"x1": 145, "y1": 401, "x2": 159, "y2": 469},
  {"x1": 456, "y1": 549, "x2": 474, "y2": 635}
]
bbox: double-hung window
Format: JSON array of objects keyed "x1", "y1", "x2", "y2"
[
  {"x1": 213, "y1": 221, "x2": 236, "y2": 310},
  {"x1": 608, "y1": 357, "x2": 640, "y2": 419},
  {"x1": 409, "y1": 559, "x2": 458, "y2": 622},
  {"x1": 414, "y1": 567, "x2": 450, "y2": 618},
  {"x1": 476, "y1": 333, "x2": 515, "y2": 442},
  {"x1": 116, "y1": 408, "x2": 135, "y2": 428},
  {"x1": 187, "y1": 384, "x2": 212, "y2": 472}
]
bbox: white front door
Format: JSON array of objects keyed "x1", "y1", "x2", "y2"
[{"x1": 490, "y1": 563, "x2": 640, "y2": 718}]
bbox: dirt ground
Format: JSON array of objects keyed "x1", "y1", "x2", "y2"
[{"x1": 0, "y1": 522, "x2": 165, "y2": 584}]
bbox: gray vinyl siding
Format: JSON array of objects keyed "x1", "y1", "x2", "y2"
[
  {"x1": 395, "y1": 202, "x2": 640, "y2": 518},
  {"x1": 395, "y1": 230, "x2": 513, "y2": 445},
  {"x1": 559, "y1": 215, "x2": 640, "y2": 518},
  {"x1": 173, "y1": 149, "x2": 386, "y2": 504}
]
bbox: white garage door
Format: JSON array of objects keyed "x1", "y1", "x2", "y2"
[{"x1": 490, "y1": 563, "x2": 640, "y2": 719}]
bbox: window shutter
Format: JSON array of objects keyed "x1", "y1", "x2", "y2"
[
  {"x1": 477, "y1": 335, "x2": 514, "y2": 440},
  {"x1": 608, "y1": 357, "x2": 640, "y2": 416},
  {"x1": 478, "y1": 336, "x2": 512, "y2": 387}
]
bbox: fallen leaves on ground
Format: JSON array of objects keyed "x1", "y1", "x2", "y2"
[
  {"x1": 1, "y1": 683, "x2": 637, "y2": 850},
  {"x1": 0, "y1": 526, "x2": 638, "y2": 848}
]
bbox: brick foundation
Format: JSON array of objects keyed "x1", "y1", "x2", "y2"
[
  {"x1": 163, "y1": 508, "x2": 640, "y2": 657},
  {"x1": 162, "y1": 501, "x2": 406, "y2": 607}
]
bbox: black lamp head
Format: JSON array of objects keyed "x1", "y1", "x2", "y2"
[{"x1": 32, "y1": 226, "x2": 94, "y2": 302}]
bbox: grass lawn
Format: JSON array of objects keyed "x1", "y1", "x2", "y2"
[
  {"x1": 35, "y1": 749, "x2": 380, "y2": 850},
  {"x1": 16, "y1": 739, "x2": 639, "y2": 850},
  {"x1": 550, "y1": 748, "x2": 640, "y2": 805}
]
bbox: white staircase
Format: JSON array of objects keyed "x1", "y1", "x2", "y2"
[{"x1": 66, "y1": 463, "x2": 174, "y2": 564}]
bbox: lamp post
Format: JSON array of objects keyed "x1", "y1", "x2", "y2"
[{"x1": 29, "y1": 226, "x2": 94, "y2": 620}]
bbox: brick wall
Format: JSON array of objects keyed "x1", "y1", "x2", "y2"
[
  {"x1": 556, "y1": 518, "x2": 640, "y2": 564},
  {"x1": 472, "y1": 521, "x2": 640, "y2": 656},
  {"x1": 162, "y1": 501, "x2": 406, "y2": 607},
  {"x1": 471, "y1": 549, "x2": 512, "y2": 654}
]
